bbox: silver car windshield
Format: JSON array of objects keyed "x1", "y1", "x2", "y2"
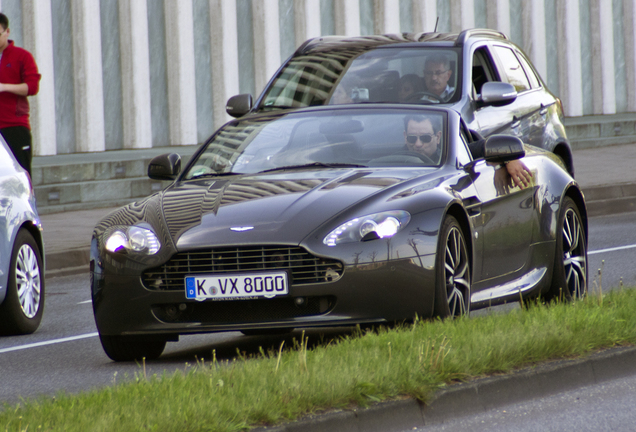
[
  {"x1": 184, "y1": 109, "x2": 446, "y2": 179},
  {"x1": 260, "y1": 47, "x2": 460, "y2": 109}
]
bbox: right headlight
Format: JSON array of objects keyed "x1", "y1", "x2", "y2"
[
  {"x1": 105, "y1": 225, "x2": 161, "y2": 255},
  {"x1": 323, "y1": 211, "x2": 411, "y2": 246}
]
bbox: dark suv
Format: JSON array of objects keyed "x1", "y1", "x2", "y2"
[{"x1": 227, "y1": 29, "x2": 573, "y2": 176}]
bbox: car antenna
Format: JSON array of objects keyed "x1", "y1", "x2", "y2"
[{"x1": 434, "y1": 17, "x2": 439, "y2": 32}]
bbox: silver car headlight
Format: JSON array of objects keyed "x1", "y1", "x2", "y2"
[
  {"x1": 105, "y1": 226, "x2": 161, "y2": 255},
  {"x1": 323, "y1": 211, "x2": 411, "y2": 246}
]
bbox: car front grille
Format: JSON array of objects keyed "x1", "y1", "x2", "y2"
[{"x1": 142, "y1": 246, "x2": 343, "y2": 291}]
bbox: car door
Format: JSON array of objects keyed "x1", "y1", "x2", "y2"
[{"x1": 488, "y1": 44, "x2": 543, "y2": 147}]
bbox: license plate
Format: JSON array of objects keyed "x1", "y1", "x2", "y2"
[{"x1": 185, "y1": 271, "x2": 288, "y2": 300}]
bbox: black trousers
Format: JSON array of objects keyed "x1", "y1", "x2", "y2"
[{"x1": 1, "y1": 126, "x2": 32, "y2": 177}]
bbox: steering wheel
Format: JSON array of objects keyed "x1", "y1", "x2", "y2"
[
  {"x1": 393, "y1": 150, "x2": 435, "y2": 165},
  {"x1": 407, "y1": 91, "x2": 444, "y2": 104}
]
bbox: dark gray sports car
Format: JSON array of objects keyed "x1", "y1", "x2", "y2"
[{"x1": 90, "y1": 106, "x2": 588, "y2": 362}]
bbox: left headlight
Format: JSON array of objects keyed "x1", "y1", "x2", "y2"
[
  {"x1": 105, "y1": 226, "x2": 161, "y2": 255},
  {"x1": 323, "y1": 210, "x2": 411, "y2": 246}
]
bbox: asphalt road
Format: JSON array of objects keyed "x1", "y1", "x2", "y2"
[
  {"x1": 413, "y1": 370, "x2": 636, "y2": 432},
  {"x1": 1, "y1": 212, "x2": 635, "y2": 410}
]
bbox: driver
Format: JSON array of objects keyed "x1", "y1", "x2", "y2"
[
  {"x1": 403, "y1": 114, "x2": 441, "y2": 162},
  {"x1": 423, "y1": 53, "x2": 455, "y2": 102}
]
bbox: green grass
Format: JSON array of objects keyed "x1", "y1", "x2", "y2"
[{"x1": 3, "y1": 288, "x2": 636, "y2": 432}]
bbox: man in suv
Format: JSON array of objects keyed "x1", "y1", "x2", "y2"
[{"x1": 227, "y1": 29, "x2": 573, "y2": 178}]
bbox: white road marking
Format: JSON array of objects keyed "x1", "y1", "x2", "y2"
[
  {"x1": 0, "y1": 333, "x2": 98, "y2": 354},
  {"x1": 77, "y1": 300, "x2": 92, "y2": 304},
  {"x1": 589, "y1": 244, "x2": 636, "y2": 255}
]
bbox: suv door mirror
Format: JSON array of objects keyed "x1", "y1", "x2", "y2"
[
  {"x1": 483, "y1": 135, "x2": 525, "y2": 163},
  {"x1": 479, "y1": 82, "x2": 517, "y2": 106},
  {"x1": 226, "y1": 94, "x2": 253, "y2": 118},
  {"x1": 148, "y1": 153, "x2": 181, "y2": 181}
]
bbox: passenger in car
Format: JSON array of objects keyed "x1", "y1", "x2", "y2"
[
  {"x1": 397, "y1": 74, "x2": 422, "y2": 102},
  {"x1": 402, "y1": 113, "x2": 532, "y2": 188},
  {"x1": 403, "y1": 114, "x2": 442, "y2": 162},
  {"x1": 423, "y1": 54, "x2": 455, "y2": 102}
]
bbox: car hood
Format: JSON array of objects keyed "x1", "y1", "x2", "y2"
[{"x1": 162, "y1": 168, "x2": 438, "y2": 248}]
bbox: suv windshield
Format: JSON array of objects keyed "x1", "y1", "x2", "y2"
[
  {"x1": 184, "y1": 109, "x2": 447, "y2": 179},
  {"x1": 260, "y1": 47, "x2": 461, "y2": 110}
]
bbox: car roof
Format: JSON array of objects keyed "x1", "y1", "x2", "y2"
[{"x1": 296, "y1": 28, "x2": 508, "y2": 56}]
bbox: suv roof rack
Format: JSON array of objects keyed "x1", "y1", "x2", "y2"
[{"x1": 455, "y1": 28, "x2": 507, "y2": 46}]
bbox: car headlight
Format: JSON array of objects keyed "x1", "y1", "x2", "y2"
[
  {"x1": 105, "y1": 226, "x2": 161, "y2": 255},
  {"x1": 323, "y1": 211, "x2": 411, "y2": 246}
]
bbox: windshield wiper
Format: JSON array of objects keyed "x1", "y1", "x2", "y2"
[
  {"x1": 188, "y1": 171, "x2": 243, "y2": 179},
  {"x1": 259, "y1": 162, "x2": 366, "y2": 173}
]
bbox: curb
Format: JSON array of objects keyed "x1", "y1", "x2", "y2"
[{"x1": 253, "y1": 345, "x2": 636, "y2": 432}]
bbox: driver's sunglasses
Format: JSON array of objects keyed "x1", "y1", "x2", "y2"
[{"x1": 406, "y1": 133, "x2": 434, "y2": 144}]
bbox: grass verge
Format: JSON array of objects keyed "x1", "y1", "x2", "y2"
[{"x1": 3, "y1": 288, "x2": 636, "y2": 432}]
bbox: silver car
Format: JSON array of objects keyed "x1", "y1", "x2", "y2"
[{"x1": 0, "y1": 136, "x2": 44, "y2": 335}]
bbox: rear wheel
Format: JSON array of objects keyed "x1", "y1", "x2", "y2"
[
  {"x1": 544, "y1": 197, "x2": 587, "y2": 302},
  {"x1": 433, "y1": 216, "x2": 471, "y2": 318},
  {"x1": 99, "y1": 334, "x2": 166, "y2": 362},
  {"x1": 0, "y1": 229, "x2": 44, "y2": 335}
]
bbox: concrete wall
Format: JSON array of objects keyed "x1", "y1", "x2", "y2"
[{"x1": 1, "y1": 0, "x2": 634, "y2": 156}]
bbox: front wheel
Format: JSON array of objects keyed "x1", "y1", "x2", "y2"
[
  {"x1": 99, "y1": 334, "x2": 166, "y2": 362},
  {"x1": 0, "y1": 229, "x2": 44, "y2": 335},
  {"x1": 433, "y1": 216, "x2": 471, "y2": 318},
  {"x1": 544, "y1": 196, "x2": 588, "y2": 302}
]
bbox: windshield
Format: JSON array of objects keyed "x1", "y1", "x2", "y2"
[
  {"x1": 260, "y1": 47, "x2": 461, "y2": 109},
  {"x1": 184, "y1": 109, "x2": 447, "y2": 179}
]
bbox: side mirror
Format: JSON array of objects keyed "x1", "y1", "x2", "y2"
[
  {"x1": 483, "y1": 135, "x2": 525, "y2": 163},
  {"x1": 479, "y1": 82, "x2": 517, "y2": 106},
  {"x1": 148, "y1": 153, "x2": 181, "y2": 181},
  {"x1": 226, "y1": 94, "x2": 253, "y2": 118}
]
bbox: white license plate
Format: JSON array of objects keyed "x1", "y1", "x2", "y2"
[{"x1": 185, "y1": 272, "x2": 288, "y2": 300}]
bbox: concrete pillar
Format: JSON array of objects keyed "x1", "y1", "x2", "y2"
[
  {"x1": 374, "y1": 0, "x2": 401, "y2": 34},
  {"x1": 412, "y1": 0, "x2": 438, "y2": 33},
  {"x1": 624, "y1": 0, "x2": 636, "y2": 112},
  {"x1": 334, "y1": 0, "x2": 360, "y2": 36},
  {"x1": 210, "y1": 0, "x2": 239, "y2": 128},
  {"x1": 71, "y1": 0, "x2": 105, "y2": 152},
  {"x1": 22, "y1": 0, "x2": 56, "y2": 156},
  {"x1": 487, "y1": 0, "x2": 511, "y2": 37},
  {"x1": 521, "y1": 0, "x2": 547, "y2": 81},
  {"x1": 164, "y1": 0, "x2": 198, "y2": 146},
  {"x1": 451, "y1": 0, "x2": 475, "y2": 32},
  {"x1": 591, "y1": 0, "x2": 616, "y2": 114},
  {"x1": 556, "y1": 0, "x2": 583, "y2": 117},
  {"x1": 118, "y1": 0, "x2": 152, "y2": 149},
  {"x1": 294, "y1": 0, "x2": 321, "y2": 46},
  {"x1": 252, "y1": 0, "x2": 280, "y2": 97}
]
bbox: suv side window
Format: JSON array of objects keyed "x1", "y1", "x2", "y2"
[
  {"x1": 492, "y1": 45, "x2": 531, "y2": 92},
  {"x1": 471, "y1": 48, "x2": 499, "y2": 95},
  {"x1": 515, "y1": 50, "x2": 541, "y2": 89}
]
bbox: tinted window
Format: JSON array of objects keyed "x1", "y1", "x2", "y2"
[
  {"x1": 492, "y1": 46, "x2": 531, "y2": 92},
  {"x1": 515, "y1": 50, "x2": 541, "y2": 89},
  {"x1": 185, "y1": 109, "x2": 447, "y2": 177},
  {"x1": 260, "y1": 47, "x2": 462, "y2": 109}
]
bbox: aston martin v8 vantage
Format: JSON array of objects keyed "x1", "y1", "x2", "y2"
[{"x1": 90, "y1": 106, "x2": 587, "y2": 362}]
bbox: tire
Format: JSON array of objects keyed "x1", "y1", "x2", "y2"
[
  {"x1": 0, "y1": 229, "x2": 44, "y2": 335},
  {"x1": 99, "y1": 334, "x2": 166, "y2": 362},
  {"x1": 433, "y1": 215, "x2": 471, "y2": 318},
  {"x1": 544, "y1": 196, "x2": 588, "y2": 302}
]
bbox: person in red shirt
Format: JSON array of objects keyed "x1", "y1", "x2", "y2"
[{"x1": 0, "y1": 13, "x2": 41, "y2": 177}]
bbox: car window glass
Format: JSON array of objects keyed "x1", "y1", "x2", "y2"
[
  {"x1": 471, "y1": 48, "x2": 498, "y2": 95},
  {"x1": 260, "y1": 47, "x2": 461, "y2": 109},
  {"x1": 457, "y1": 127, "x2": 473, "y2": 166},
  {"x1": 184, "y1": 110, "x2": 447, "y2": 177},
  {"x1": 515, "y1": 50, "x2": 541, "y2": 89},
  {"x1": 492, "y1": 46, "x2": 531, "y2": 92}
]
